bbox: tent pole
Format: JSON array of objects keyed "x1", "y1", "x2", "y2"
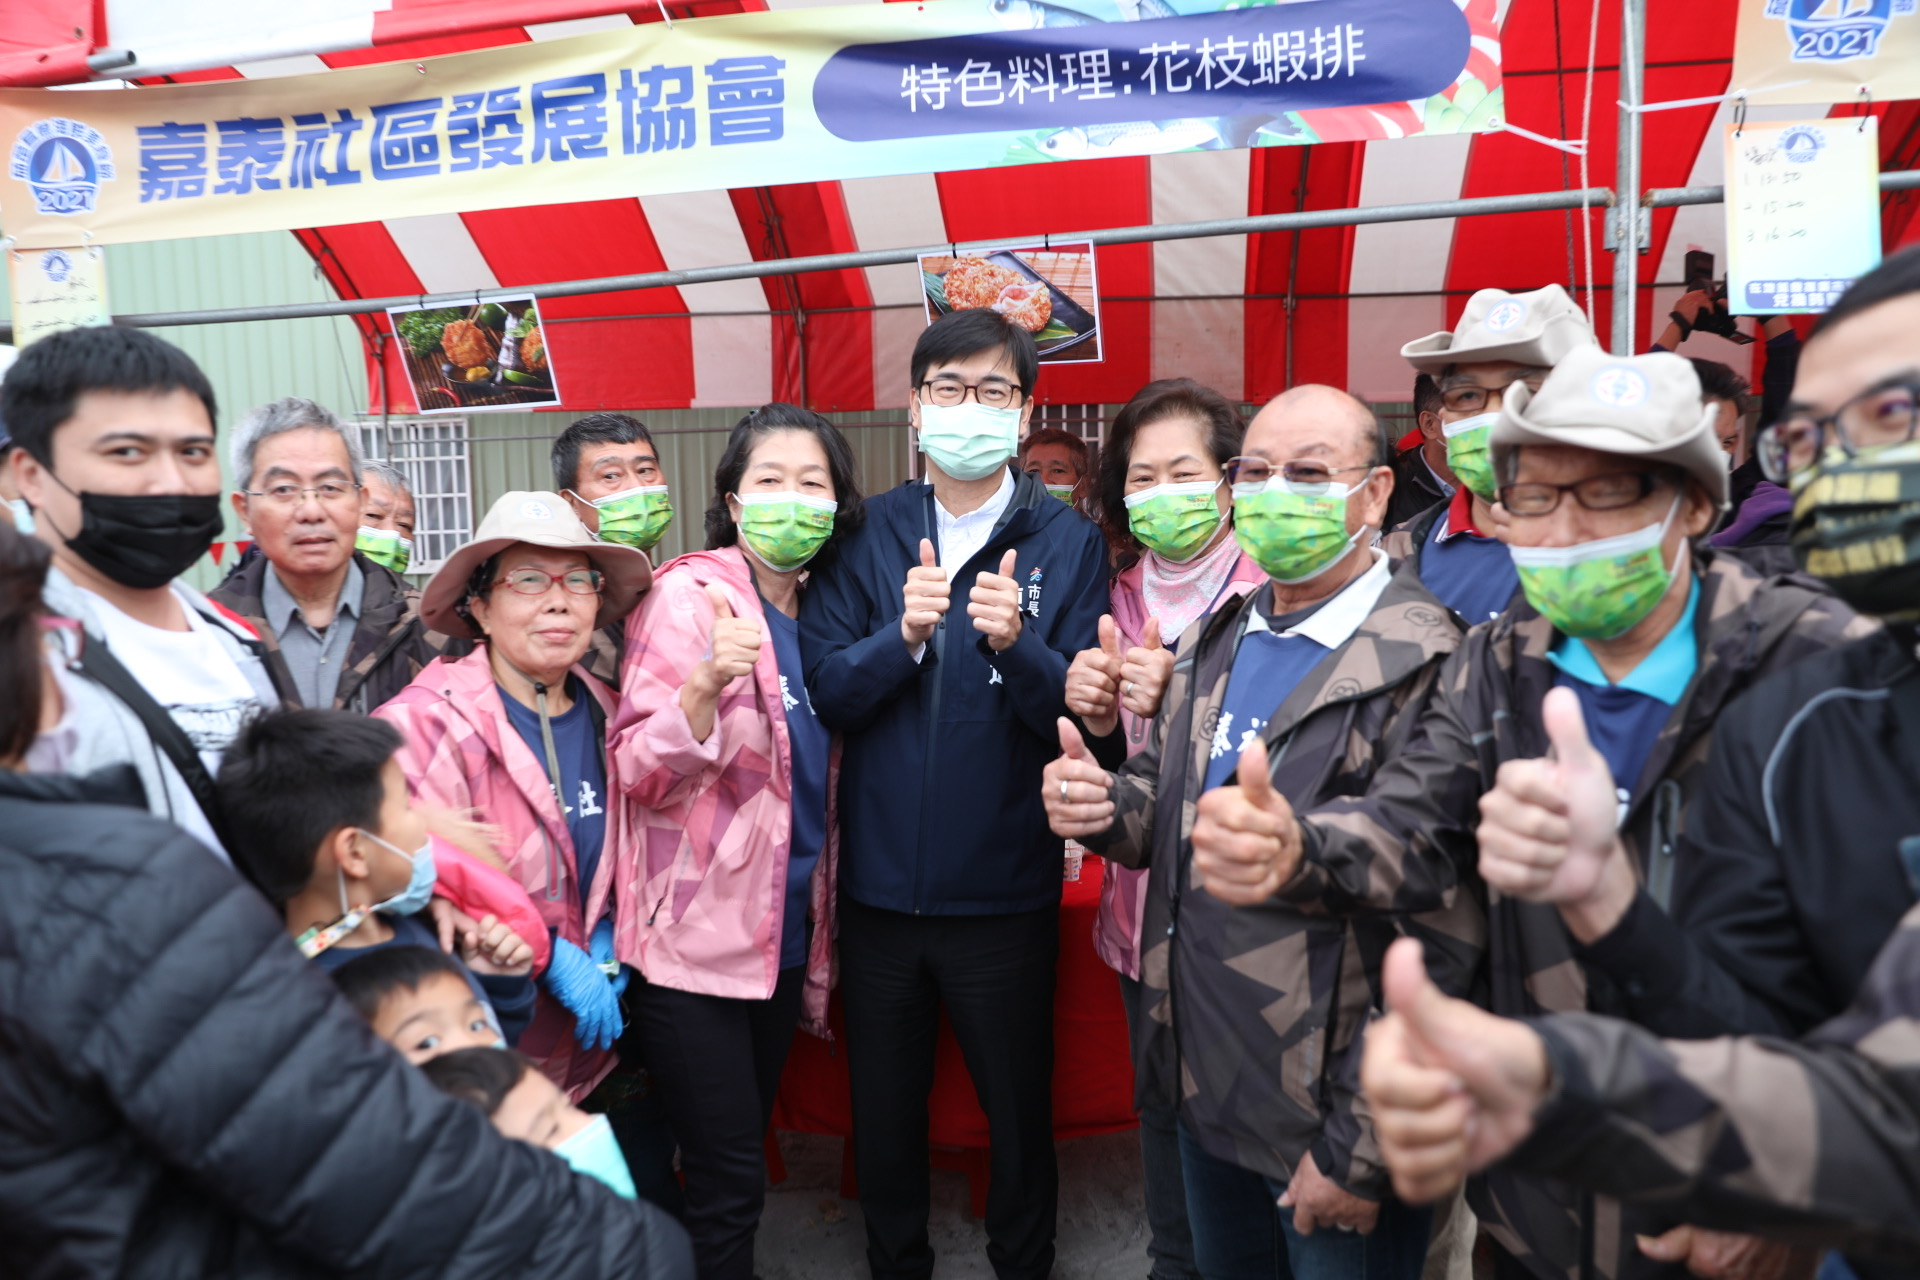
[
  {"x1": 1611, "y1": 0, "x2": 1647, "y2": 355},
  {"x1": 6, "y1": 187, "x2": 1611, "y2": 340}
]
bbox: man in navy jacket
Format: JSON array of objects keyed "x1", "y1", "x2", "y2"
[{"x1": 801, "y1": 308, "x2": 1107, "y2": 1280}]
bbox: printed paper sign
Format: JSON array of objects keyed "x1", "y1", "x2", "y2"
[
  {"x1": 920, "y1": 243, "x2": 1103, "y2": 364},
  {"x1": 1724, "y1": 118, "x2": 1881, "y2": 315},
  {"x1": 386, "y1": 295, "x2": 561, "y2": 413},
  {"x1": 8, "y1": 245, "x2": 109, "y2": 346}
]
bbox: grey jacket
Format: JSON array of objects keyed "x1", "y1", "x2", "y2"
[{"x1": 38, "y1": 566, "x2": 279, "y2": 857}]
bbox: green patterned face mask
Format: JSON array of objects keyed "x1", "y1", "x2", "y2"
[
  {"x1": 1442, "y1": 412, "x2": 1500, "y2": 501},
  {"x1": 1124, "y1": 480, "x2": 1225, "y2": 562},
  {"x1": 1509, "y1": 495, "x2": 1681, "y2": 639},
  {"x1": 1231, "y1": 480, "x2": 1365, "y2": 584},
  {"x1": 1045, "y1": 483, "x2": 1076, "y2": 504},
  {"x1": 355, "y1": 525, "x2": 412, "y2": 574},
  {"x1": 736, "y1": 491, "x2": 838, "y2": 572},
  {"x1": 589, "y1": 484, "x2": 673, "y2": 552}
]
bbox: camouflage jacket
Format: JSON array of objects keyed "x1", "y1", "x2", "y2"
[
  {"x1": 1512, "y1": 896, "x2": 1920, "y2": 1278},
  {"x1": 1286, "y1": 551, "x2": 1871, "y2": 1280},
  {"x1": 209, "y1": 552, "x2": 458, "y2": 713},
  {"x1": 1080, "y1": 558, "x2": 1465, "y2": 1196}
]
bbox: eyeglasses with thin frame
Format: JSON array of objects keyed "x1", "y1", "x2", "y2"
[
  {"x1": 244, "y1": 481, "x2": 363, "y2": 507},
  {"x1": 918, "y1": 377, "x2": 1025, "y2": 410},
  {"x1": 1225, "y1": 456, "x2": 1374, "y2": 490},
  {"x1": 1499, "y1": 470, "x2": 1666, "y2": 517},
  {"x1": 492, "y1": 567, "x2": 605, "y2": 597},
  {"x1": 1438, "y1": 371, "x2": 1549, "y2": 416},
  {"x1": 1757, "y1": 378, "x2": 1920, "y2": 483}
]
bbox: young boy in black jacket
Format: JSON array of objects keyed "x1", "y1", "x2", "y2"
[{"x1": 218, "y1": 707, "x2": 537, "y2": 1046}]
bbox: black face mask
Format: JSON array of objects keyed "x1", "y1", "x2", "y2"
[{"x1": 50, "y1": 488, "x2": 225, "y2": 590}]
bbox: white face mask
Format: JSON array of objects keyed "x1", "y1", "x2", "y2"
[
  {"x1": 918, "y1": 402, "x2": 1022, "y2": 481},
  {"x1": 8, "y1": 498, "x2": 32, "y2": 535}
]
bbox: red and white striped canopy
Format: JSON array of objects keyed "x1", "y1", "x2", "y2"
[{"x1": 13, "y1": 0, "x2": 1920, "y2": 411}]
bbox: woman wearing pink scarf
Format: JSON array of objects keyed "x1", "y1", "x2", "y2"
[{"x1": 1063, "y1": 379, "x2": 1259, "y2": 1280}]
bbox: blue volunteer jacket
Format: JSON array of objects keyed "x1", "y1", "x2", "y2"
[{"x1": 801, "y1": 467, "x2": 1108, "y2": 915}]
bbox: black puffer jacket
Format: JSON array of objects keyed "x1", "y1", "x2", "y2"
[{"x1": 0, "y1": 767, "x2": 693, "y2": 1280}]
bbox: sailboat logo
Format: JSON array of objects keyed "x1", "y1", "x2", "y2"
[
  {"x1": 9, "y1": 118, "x2": 116, "y2": 216},
  {"x1": 1769, "y1": 0, "x2": 1914, "y2": 62}
]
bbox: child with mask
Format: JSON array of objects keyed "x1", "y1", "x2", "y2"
[
  {"x1": 334, "y1": 945, "x2": 511, "y2": 1063},
  {"x1": 423, "y1": 1047, "x2": 639, "y2": 1201},
  {"x1": 217, "y1": 706, "x2": 538, "y2": 1047}
]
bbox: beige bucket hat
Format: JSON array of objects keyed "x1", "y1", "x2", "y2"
[
  {"x1": 1491, "y1": 347, "x2": 1729, "y2": 509},
  {"x1": 1401, "y1": 283, "x2": 1599, "y2": 374},
  {"x1": 421, "y1": 491, "x2": 653, "y2": 639}
]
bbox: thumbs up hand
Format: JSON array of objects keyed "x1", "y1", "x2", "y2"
[
  {"x1": 1476, "y1": 688, "x2": 1637, "y2": 940},
  {"x1": 901, "y1": 538, "x2": 951, "y2": 649},
  {"x1": 1191, "y1": 739, "x2": 1304, "y2": 905},
  {"x1": 1043, "y1": 717, "x2": 1116, "y2": 838},
  {"x1": 1118, "y1": 616, "x2": 1174, "y2": 720},
  {"x1": 1362, "y1": 938, "x2": 1549, "y2": 1205},
  {"x1": 1064, "y1": 615, "x2": 1125, "y2": 738},
  {"x1": 691, "y1": 583, "x2": 763, "y2": 697},
  {"x1": 969, "y1": 548, "x2": 1025, "y2": 652}
]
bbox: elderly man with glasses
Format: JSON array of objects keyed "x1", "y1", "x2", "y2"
[
  {"x1": 1043, "y1": 383, "x2": 1466, "y2": 1280},
  {"x1": 1385, "y1": 285, "x2": 1601, "y2": 626},
  {"x1": 212, "y1": 398, "x2": 452, "y2": 712},
  {"x1": 1184, "y1": 346, "x2": 1873, "y2": 1280}
]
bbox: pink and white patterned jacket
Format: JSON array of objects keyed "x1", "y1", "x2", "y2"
[
  {"x1": 610, "y1": 547, "x2": 838, "y2": 1038},
  {"x1": 1093, "y1": 552, "x2": 1265, "y2": 979},
  {"x1": 375, "y1": 648, "x2": 625, "y2": 1101}
]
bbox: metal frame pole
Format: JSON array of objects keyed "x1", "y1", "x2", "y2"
[
  {"x1": 0, "y1": 186, "x2": 1613, "y2": 340},
  {"x1": 1611, "y1": 0, "x2": 1647, "y2": 355}
]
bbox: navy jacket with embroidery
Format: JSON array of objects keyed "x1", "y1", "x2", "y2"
[{"x1": 801, "y1": 467, "x2": 1107, "y2": 915}]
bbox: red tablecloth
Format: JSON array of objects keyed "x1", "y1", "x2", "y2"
[{"x1": 772, "y1": 856, "x2": 1137, "y2": 1146}]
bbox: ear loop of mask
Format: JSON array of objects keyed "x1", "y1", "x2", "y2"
[{"x1": 295, "y1": 842, "x2": 373, "y2": 959}]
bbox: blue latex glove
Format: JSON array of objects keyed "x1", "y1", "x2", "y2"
[
  {"x1": 541, "y1": 936, "x2": 620, "y2": 1051},
  {"x1": 589, "y1": 916, "x2": 632, "y2": 999}
]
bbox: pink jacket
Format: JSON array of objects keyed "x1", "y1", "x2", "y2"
[
  {"x1": 375, "y1": 648, "x2": 626, "y2": 1101},
  {"x1": 1092, "y1": 551, "x2": 1265, "y2": 979},
  {"x1": 610, "y1": 547, "x2": 838, "y2": 1038}
]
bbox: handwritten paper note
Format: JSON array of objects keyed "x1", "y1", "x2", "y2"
[
  {"x1": 1725, "y1": 117, "x2": 1881, "y2": 316},
  {"x1": 9, "y1": 246, "x2": 110, "y2": 346}
]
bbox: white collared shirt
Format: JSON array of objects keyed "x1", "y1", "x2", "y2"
[
  {"x1": 930, "y1": 466, "x2": 1016, "y2": 573},
  {"x1": 910, "y1": 466, "x2": 1017, "y2": 663},
  {"x1": 1244, "y1": 548, "x2": 1393, "y2": 650}
]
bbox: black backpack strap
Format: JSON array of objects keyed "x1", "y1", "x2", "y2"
[{"x1": 75, "y1": 630, "x2": 235, "y2": 851}]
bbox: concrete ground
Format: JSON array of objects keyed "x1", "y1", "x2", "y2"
[{"x1": 755, "y1": 1129, "x2": 1153, "y2": 1279}]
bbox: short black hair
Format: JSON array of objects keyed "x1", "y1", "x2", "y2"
[
  {"x1": 1811, "y1": 244, "x2": 1920, "y2": 338},
  {"x1": 1413, "y1": 373, "x2": 1443, "y2": 418},
  {"x1": 551, "y1": 412, "x2": 655, "y2": 494},
  {"x1": 0, "y1": 326, "x2": 218, "y2": 468},
  {"x1": 910, "y1": 308, "x2": 1040, "y2": 396},
  {"x1": 1689, "y1": 357, "x2": 1750, "y2": 406},
  {"x1": 1019, "y1": 428, "x2": 1089, "y2": 476},
  {"x1": 216, "y1": 709, "x2": 403, "y2": 905},
  {"x1": 332, "y1": 945, "x2": 471, "y2": 1024},
  {"x1": 703, "y1": 403, "x2": 865, "y2": 571},
  {"x1": 1096, "y1": 378, "x2": 1245, "y2": 551},
  {"x1": 420, "y1": 1046, "x2": 535, "y2": 1118}
]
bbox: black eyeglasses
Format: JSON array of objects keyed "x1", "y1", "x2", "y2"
[
  {"x1": 1225, "y1": 457, "x2": 1374, "y2": 490},
  {"x1": 918, "y1": 377, "x2": 1025, "y2": 409},
  {"x1": 1438, "y1": 370, "x2": 1549, "y2": 416},
  {"x1": 1758, "y1": 379, "x2": 1920, "y2": 482},
  {"x1": 1499, "y1": 471, "x2": 1666, "y2": 517}
]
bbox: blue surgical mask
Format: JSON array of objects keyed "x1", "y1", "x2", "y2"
[
  {"x1": 8, "y1": 498, "x2": 32, "y2": 535},
  {"x1": 360, "y1": 829, "x2": 437, "y2": 917},
  {"x1": 918, "y1": 401, "x2": 1021, "y2": 481},
  {"x1": 555, "y1": 1113, "x2": 637, "y2": 1199}
]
